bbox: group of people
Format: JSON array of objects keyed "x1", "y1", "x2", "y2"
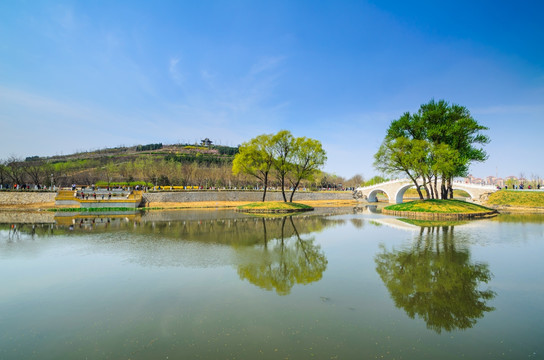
[
  {"x1": 501, "y1": 184, "x2": 541, "y2": 190},
  {"x1": 77, "y1": 191, "x2": 112, "y2": 200}
]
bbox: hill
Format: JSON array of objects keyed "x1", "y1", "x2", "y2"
[{"x1": 1, "y1": 143, "x2": 241, "y2": 189}]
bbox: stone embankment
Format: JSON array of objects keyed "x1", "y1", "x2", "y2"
[
  {"x1": 0, "y1": 190, "x2": 353, "y2": 209},
  {"x1": 142, "y1": 190, "x2": 353, "y2": 205},
  {"x1": 382, "y1": 208, "x2": 498, "y2": 220},
  {"x1": 0, "y1": 191, "x2": 56, "y2": 207}
]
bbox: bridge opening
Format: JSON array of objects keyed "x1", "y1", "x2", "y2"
[
  {"x1": 367, "y1": 189, "x2": 390, "y2": 203},
  {"x1": 395, "y1": 185, "x2": 475, "y2": 204}
]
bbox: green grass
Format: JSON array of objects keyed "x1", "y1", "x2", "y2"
[
  {"x1": 486, "y1": 190, "x2": 544, "y2": 208},
  {"x1": 403, "y1": 188, "x2": 470, "y2": 198},
  {"x1": 238, "y1": 201, "x2": 313, "y2": 212},
  {"x1": 385, "y1": 199, "x2": 494, "y2": 213}
]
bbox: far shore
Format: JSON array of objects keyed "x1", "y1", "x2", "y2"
[
  {"x1": 1, "y1": 198, "x2": 543, "y2": 214},
  {"x1": 0, "y1": 199, "x2": 359, "y2": 212}
]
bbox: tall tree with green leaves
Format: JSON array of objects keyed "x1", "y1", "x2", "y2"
[
  {"x1": 232, "y1": 134, "x2": 275, "y2": 201},
  {"x1": 374, "y1": 137, "x2": 430, "y2": 200},
  {"x1": 272, "y1": 130, "x2": 295, "y2": 202},
  {"x1": 378, "y1": 99, "x2": 489, "y2": 199},
  {"x1": 287, "y1": 137, "x2": 327, "y2": 202}
]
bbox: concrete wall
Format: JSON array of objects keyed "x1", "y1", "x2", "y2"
[
  {"x1": 143, "y1": 190, "x2": 353, "y2": 204},
  {"x1": 0, "y1": 191, "x2": 56, "y2": 205},
  {"x1": 0, "y1": 190, "x2": 353, "y2": 208}
]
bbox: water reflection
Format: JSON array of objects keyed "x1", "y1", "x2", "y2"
[
  {"x1": 1, "y1": 211, "x2": 340, "y2": 295},
  {"x1": 375, "y1": 225, "x2": 496, "y2": 333},
  {"x1": 236, "y1": 216, "x2": 328, "y2": 295}
]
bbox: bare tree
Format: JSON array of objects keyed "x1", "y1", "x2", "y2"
[
  {"x1": 24, "y1": 160, "x2": 48, "y2": 187},
  {"x1": 6, "y1": 156, "x2": 26, "y2": 186}
]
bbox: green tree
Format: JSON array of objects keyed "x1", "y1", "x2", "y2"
[
  {"x1": 374, "y1": 137, "x2": 430, "y2": 199},
  {"x1": 232, "y1": 134, "x2": 275, "y2": 201},
  {"x1": 287, "y1": 137, "x2": 327, "y2": 202},
  {"x1": 0, "y1": 160, "x2": 8, "y2": 187},
  {"x1": 363, "y1": 175, "x2": 388, "y2": 186},
  {"x1": 272, "y1": 130, "x2": 295, "y2": 202},
  {"x1": 381, "y1": 99, "x2": 489, "y2": 199}
]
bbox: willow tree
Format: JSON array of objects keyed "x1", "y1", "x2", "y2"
[
  {"x1": 374, "y1": 137, "x2": 430, "y2": 200},
  {"x1": 378, "y1": 99, "x2": 489, "y2": 199},
  {"x1": 233, "y1": 130, "x2": 327, "y2": 202},
  {"x1": 287, "y1": 137, "x2": 327, "y2": 202},
  {"x1": 232, "y1": 134, "x2": 275, "y2": 201},
  {"x1": 272, "y1": 130, "x2": 295, "y2": 202}
]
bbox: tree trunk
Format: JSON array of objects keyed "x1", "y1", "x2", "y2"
[
  {"x1": 448, "y1": 177, "x2": 454, "y2": 199},
  {"x1": 428, "y1": 176, "x2": 435, "y2": 199},
  {"x1": 441, "y1": 175, "x2": 448, "y2": 199},
  {"x1": 289, "y1": 179, "x2": 301, "y2": 202},
  {"x1": 423, "y1": 181, "x2": 430, "y2": 199},
  {"x1": 433, "y1": 176, "x2": 439, "y2": 200},
  {"x1": 262, "y1": 172, "x2": 268, "y2": 202},
  {"x1": 416, "y1": 186, "x2": 424, "y2": 200},
  {"x1": 407, "y1": 173, "x2": 424, "y2": 200},
  {"x1": 281, "y1": 175, "x2": 287, "y2": 202}
]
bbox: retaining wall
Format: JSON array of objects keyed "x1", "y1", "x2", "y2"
[
  {"x1": 382, "y1": 209, "x2": 498, "y2": 220},
  {"x1": 143, "y1": 190, "x2": 354, "y2": 204},
  {"x1": 0, "y1": 190, "x2": 353, "y2": 208},
  {"x1": 0, "y1": 192, "x2": 56, "y2": 206}
]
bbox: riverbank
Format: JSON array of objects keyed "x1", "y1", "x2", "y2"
[
  {"x1": 0, "y1": 190, "x2": 356, "y2": 211},
  {"x1": 383, "y1": 199, "x2": 498, "y2": 220},
  {"x1": 484, "y1": 190, "x2": 544, "y2": 213}
]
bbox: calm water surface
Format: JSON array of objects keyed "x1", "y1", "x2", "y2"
[{"x1": 1, "y1": 208, "x2": 543, "y2": 359}]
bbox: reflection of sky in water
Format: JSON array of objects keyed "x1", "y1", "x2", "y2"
[{"x1": 1, "y1": 211, "x2": 543, "y2": 359}]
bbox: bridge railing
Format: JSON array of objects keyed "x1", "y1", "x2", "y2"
[
  {"x1": 355, "y1": 178, "x2": 408, "y2": 191},
  {"x1": 356, "y1": 179, "x2": 497, "y2": 191}
]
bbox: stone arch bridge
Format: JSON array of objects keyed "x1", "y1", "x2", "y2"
[{"x1": 353, "y1": 179, "x2": 497, "y2": 204}]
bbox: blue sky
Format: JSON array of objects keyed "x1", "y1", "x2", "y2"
[{"x1": 1, "y1": 0, "x2": 543, "y2": 180}]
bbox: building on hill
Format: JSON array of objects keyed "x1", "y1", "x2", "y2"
[{"x1": 200, "y1": 138, "x2": 213, "y2": 147}]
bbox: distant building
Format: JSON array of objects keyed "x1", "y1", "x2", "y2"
[{"x1": 200, "y1": 138, "x2": 213, "y2": 147}]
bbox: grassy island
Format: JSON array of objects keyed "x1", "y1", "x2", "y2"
[
  {"x1": 237, "y1": 202, "x2": 314, "y2": 213},
  {"x1": 383, "y1": 199, "x2": 498, "y2": 220}
]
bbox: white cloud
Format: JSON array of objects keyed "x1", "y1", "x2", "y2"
[{"x1": 169, "y1": 57, "x2": 183, "y2": 85}]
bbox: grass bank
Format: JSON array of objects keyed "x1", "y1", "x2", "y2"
[
  {"x1": 383, "y1": 199, "x2": 497, "y2": 220},
  {"x1": 486, "y1": 190, "x2": 544, "y2": 208},
  {"x1": 237, "y1": 201, "x2": 314, "y2": 213},
  {"x1": 385, "y1": 199, "x2": 493, "y2": 213}
]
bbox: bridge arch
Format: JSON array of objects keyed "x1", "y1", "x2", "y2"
[
  {"x1": 451, "y1": 185, "x2": 476, "y2": 200},
  {"x1": 393, "y1": 184, "x2": 417, "y2": 204},
  {"x1": 393, "y1": 184, "x2": 477, "y2": 203},
  {"x1": 367, "y1": 188, "x2": 393, "y2": 203}
]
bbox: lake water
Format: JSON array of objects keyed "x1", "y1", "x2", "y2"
[{"x1": 1, "y1": 208, "x2": 543, "y2": 359}]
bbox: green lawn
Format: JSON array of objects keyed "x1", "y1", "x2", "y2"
[
  {"x1": 238, "y1": 201, "x2": 313, "y2": 212},
  {"x1": 486, "y1": 190, "x2": 544, "y2": 208},
  {"x1": 385, "y1": 199, "x2": 494, "y2": 213}
]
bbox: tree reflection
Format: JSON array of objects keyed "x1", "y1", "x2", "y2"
[
  {"x1": 375, "y1": 225, "x2": 495, "y2": 333},
  {"x1": 237, "y1": 216, "x2": 327, "y2": 295}
]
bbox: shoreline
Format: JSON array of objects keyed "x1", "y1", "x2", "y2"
[
  {"x1": 0, "y1": 199, "x2": 359, "y2": 212},
  {"x1": 1, "y1": 199, "x2": 543, "y2": 214}
]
